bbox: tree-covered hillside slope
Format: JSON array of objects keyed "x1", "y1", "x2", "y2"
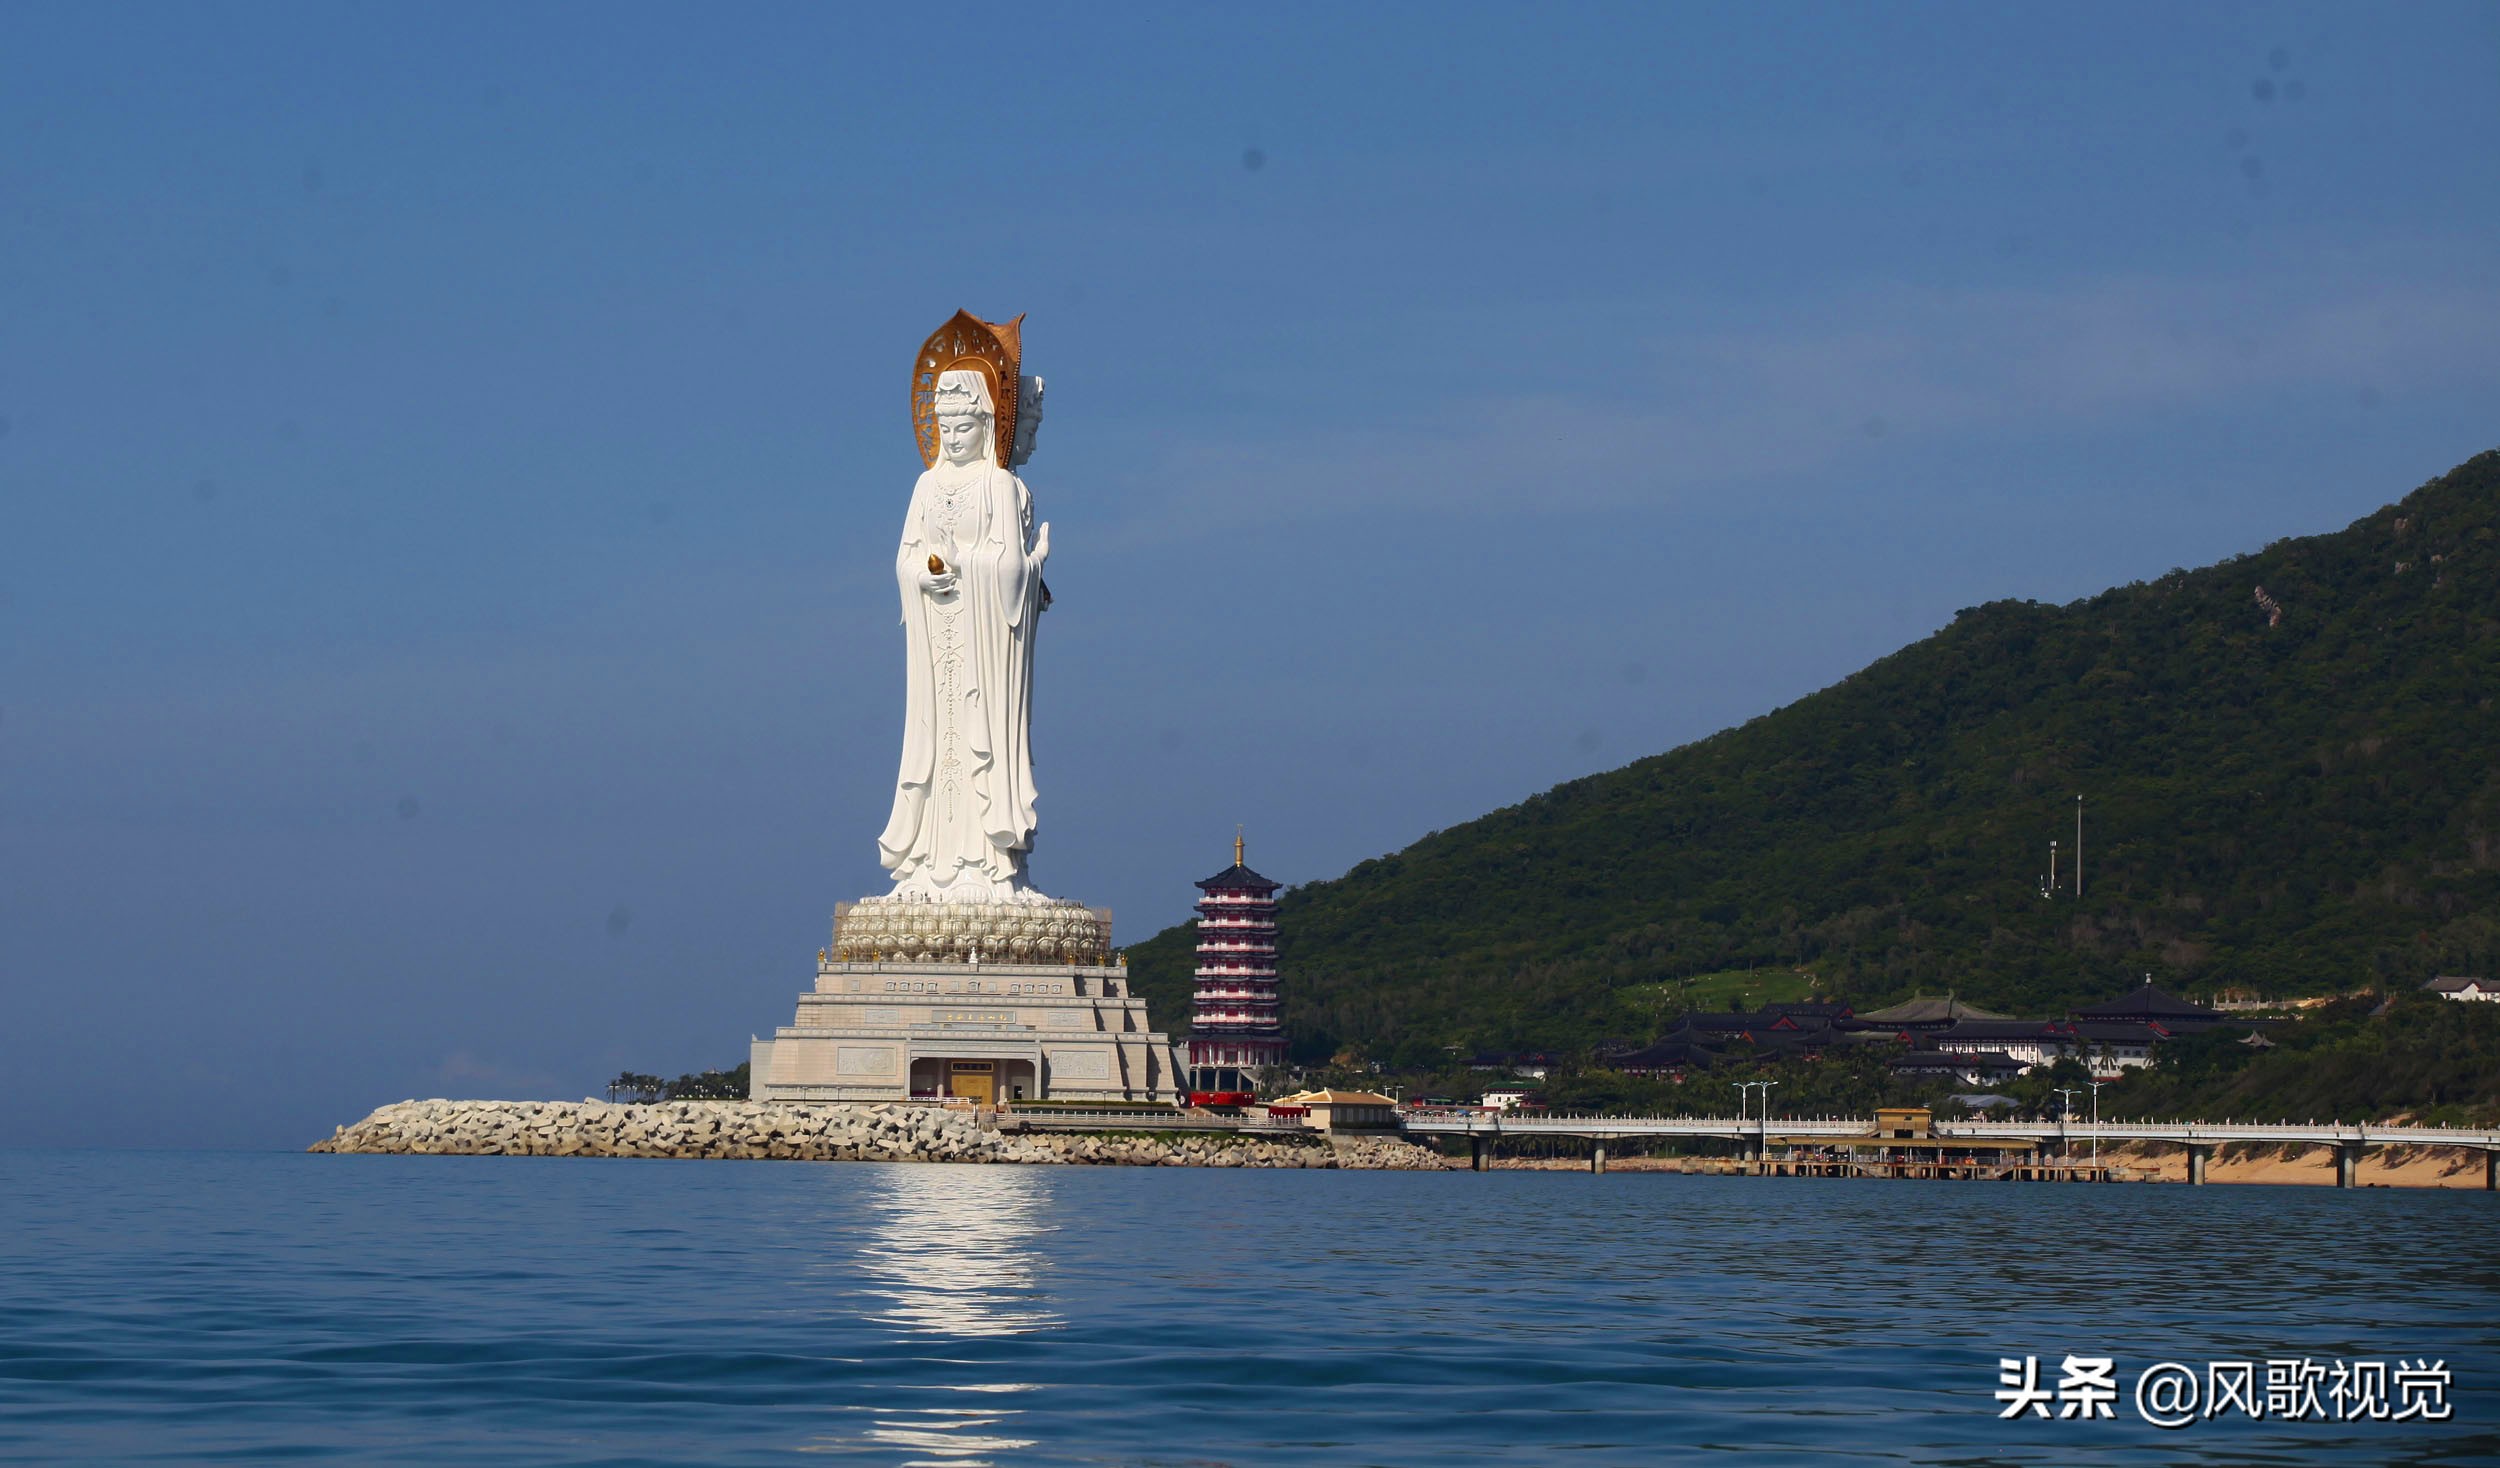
[{"x1": 1128, "y1": 451, "x2": 2500, "y2": 1063}]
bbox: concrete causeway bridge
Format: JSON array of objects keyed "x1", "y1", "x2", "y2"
[
  {"x1": 994, "y1": 1105, "x2": 2500, "y2": 1186},
  {"x1": 1397, "y1": 1111, "x2": 2500, "y2": 1186}
]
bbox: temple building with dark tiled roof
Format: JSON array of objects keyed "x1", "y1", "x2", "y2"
[
  {"x1": 1761, "y1": 1001, "x2": 1856, "y2": 1023},
  {"x1": 1852, "y1": 995, "x2": 2016, "y2": 1031},
  {"x1": 1598, "y1": 1000, "x2": 1894, "y2": 1076},
  {"x1": 1596, "y1": 977, "x2": 2233, "y2": 1083},
  {"x1": 1613, "y1": 1036, "x2": 1725, "y2": 1077},
  {"x1": 2071, "y1": 977, "x2": 2224, "y2": 1031}
]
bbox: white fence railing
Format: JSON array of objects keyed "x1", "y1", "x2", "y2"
[
  {"x1": 1398, "y1": 1113, "x2": 2500, "y2": 1148},
  {"x1": 964, "y1": 1104, "x2": 2500, "y2": 1151},
  {"x1": 999, "y1": 1110, "x2": 1305, "y2": 1134}
]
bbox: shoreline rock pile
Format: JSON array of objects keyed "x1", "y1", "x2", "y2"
[{"x1": 310, "y1": 1099, "x2": 1451, "y2": 1170}]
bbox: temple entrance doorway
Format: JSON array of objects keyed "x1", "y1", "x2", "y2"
[{"x1": 948, "y1": 1061, "x2": 995, "y2": 1105}]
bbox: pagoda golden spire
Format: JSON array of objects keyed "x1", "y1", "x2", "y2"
[{"x1": 1235, "y1": 826, "x2": 1245, "y2": 868}]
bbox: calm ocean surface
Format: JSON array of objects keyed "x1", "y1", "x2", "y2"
[{"x1": 1, "y1": 1150, "x2": 2493, "y2": 1466}]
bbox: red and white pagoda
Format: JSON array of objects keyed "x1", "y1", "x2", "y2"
[{"x1": 1187, "y1": 834, "x2": 1288, "y2": 1095}]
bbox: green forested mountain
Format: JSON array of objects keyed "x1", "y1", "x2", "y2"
[{"x1": 1128, "y1": 451, "x2": 2500, "y2": 1064}]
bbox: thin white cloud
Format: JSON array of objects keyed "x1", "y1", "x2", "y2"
[{"x1": 1099, "y1": 270, "x2": 2500, "y2": 545}]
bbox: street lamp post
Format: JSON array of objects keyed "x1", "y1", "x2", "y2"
[
  {"x1": 1732, "y1": 1080, "x2": 1778, "y2": 1172},
  {"x1": 2053, "y1": 1087, "x2": 2082, "y2": 1170},
  {"x1": 2087, "y1": 1077, "x2": 2106, "y2": 1172}
]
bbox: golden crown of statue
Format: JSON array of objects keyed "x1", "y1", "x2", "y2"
[{"x1": 911, "y1": 309, "x2": 1024, "y2": 469}]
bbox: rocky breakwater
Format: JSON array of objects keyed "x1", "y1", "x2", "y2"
[
  {"x1": 1031, "y1": 1128, "x2": 1445, "y2": 1170},
  {"x1": 310, "y1": 1099, "x2": 1451, "y2": 1170}
]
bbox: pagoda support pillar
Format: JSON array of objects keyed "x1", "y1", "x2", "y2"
[
  {"x1": 2335, "y1": 1143, "x2": 2361, "y2": 1189},
  {"x1": 2186, "y1": 1143, "x2": 2210, "y2": 1186},
  {"x1": 1590, "y1": 1140, "x2": 1606, "y2": 1175}
]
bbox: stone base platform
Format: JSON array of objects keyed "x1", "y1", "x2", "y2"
[{"x1": 750, "y1": 953, "x2": 1185, "y2": 1105}]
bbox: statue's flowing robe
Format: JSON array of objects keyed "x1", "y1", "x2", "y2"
[{"x1": 877, "y1": 462, "x2": 1043, "y2": 891}]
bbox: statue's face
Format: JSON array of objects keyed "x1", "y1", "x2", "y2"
[{"x1": 937, "y1": 411, "x2": 985, "y2": 466}]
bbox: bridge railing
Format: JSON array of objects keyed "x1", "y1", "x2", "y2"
[
  {"x1": 1393, "y1": 1112, "x2": 2500, "y2": 1147},
  {"x1": 998, "y1": 1110, "x2": 1305, "y2": 1134},
  {"x1": 1939, "y1": 1119, "x2": 2500, "y2": 1145}
]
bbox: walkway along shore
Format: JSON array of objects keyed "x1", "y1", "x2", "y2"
[{"x1": 310, "y1": 1099, "x2": 1451, "y2": 1169}]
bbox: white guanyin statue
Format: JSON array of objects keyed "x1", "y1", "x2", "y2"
[{"x1": 876, "y1": 311, "x2": 1053, "y2": 903}]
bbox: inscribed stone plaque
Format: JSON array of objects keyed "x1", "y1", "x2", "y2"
[
  {"x1": 836, "y1": 1046, "x2": 896, "y2": 1076},
  {"x1": 1048, "y1": 1050, "x2": 1109, "y2": 1080}
]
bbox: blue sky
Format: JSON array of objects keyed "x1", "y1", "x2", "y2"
[{"x1": 4, "y1": 3, "x2": 2496, "y2": 1147}]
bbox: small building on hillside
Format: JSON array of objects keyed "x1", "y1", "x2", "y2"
[
  {"x1": 1931, "y1": 1018, "x2": 2168, "y2": 1079},
  {"x1": 1925, "y1": 1020, "x2": 2075, "y2": 1069},
  {"x1": 1272, "y1": 1089, "x2": 1400, "y2": 1132},
  {"x1": 1891, "y1": 1048, "x2": 2028, "y2": 1087},
  {"x1": 1950, "y1": 1094, "x2": 2021, "y2": 1113},
  {"x1": 2068, "y1": 1020, "x2": 2165, "y2": 1074},
  {"x1": 1467, "y1": 1051, "x2": 1557, "y2": 1079},
  {"x1": 2424, "y1": 976, "x2": 2499, "y2": 1003}
]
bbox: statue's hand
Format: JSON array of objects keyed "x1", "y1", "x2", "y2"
[
  {"x1": 919, "y1": 566, "x2": 958, "y2": 596},
  {"x1": 1031, "y1": 522, "x2": 1051, "y2": 568}
]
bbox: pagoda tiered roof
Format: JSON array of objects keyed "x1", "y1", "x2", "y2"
[{"x1": 1195, "y1": 862, "x2": 1280, "y2": 894}]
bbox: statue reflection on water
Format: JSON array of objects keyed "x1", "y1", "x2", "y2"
[
  {"x1": 857, "y1": 1165, "x2": 1060, "y2": 1338},
  {"x1": 822, "y1": 1166, "x2": 1058, "y2": 1464}
]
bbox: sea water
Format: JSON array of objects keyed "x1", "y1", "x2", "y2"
[{"x1": 1, "y1": 1149, "x2": 2493, "y2": 1465}]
